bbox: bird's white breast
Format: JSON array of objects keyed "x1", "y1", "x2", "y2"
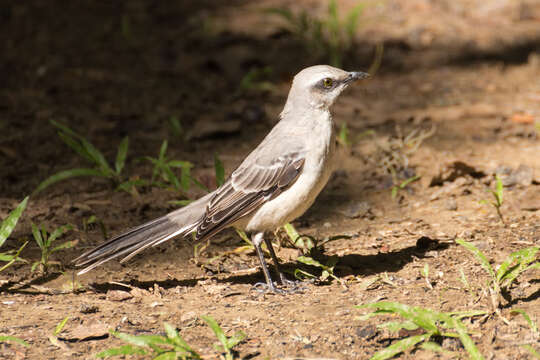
[{"x1": 243, "y1": 112, "x2": 336, "y2": 232}]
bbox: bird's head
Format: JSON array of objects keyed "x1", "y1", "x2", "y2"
[{"x1": 284, "y1": 65, "x2": 369, "y2": 112}]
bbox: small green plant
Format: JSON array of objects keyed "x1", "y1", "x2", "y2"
[
  {"x1": 82, "y1": 215, "x2": 108, "y2": 239},
  {"x1": 49, "y1": 316, "x2": 69, "y2": 348},
  {"x1": 34, "y1": 120, "x2": 130, "y2": 194},
  {"x1": 266, "y1": 0, "x2": 364, "y2": 67},
  {"x1": 480, "y1": 174, "x2": 504, "y2": 224},
  {"x1": 295, "y1": 255, "x2": 342, "y2": 284},
  {"x1": 357, "y1": 301, "x2": 487, "y2": 360},
  {"x1": 421, "y1": 263, "x2": 433, "y2": 289},
  {"x1": 510, "y1": 309, "x2": 538, "y2": 337},
  {"x1": 144, "y1": 140, "x2": 205, "y2": 193},
  {"x1": 391, "y1": 175, "x2": 420, "y2": 199},
  {"x1": 0, "y1": 196, "x2": 29, "y2": 272},
  {"x1": 0, "y1": 335, "x2": 29, "y2": 348},
  {"x1": 97, "y1": 322, "x2": 201, "y2": 359},
  {"x1": 202, "y1": 315, "x2": 246, "y2": 360},
  {"x1": 31, "y1": 223, "x2": 76, "y2": 273},
  {"x1": 456, "y1": 239, "x2": 539, "y2": 314}
]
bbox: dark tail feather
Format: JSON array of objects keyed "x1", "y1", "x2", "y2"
[
  {"x1": 73, "y1": 192, "x2": 214, "y2": 275},
  {"x1": 73, "y1": 216, "x2": 196, "y2": 275}
]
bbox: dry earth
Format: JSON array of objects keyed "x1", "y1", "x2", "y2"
[{"x1": 1, "y1": 1, "x2": 539, "y2": 359}]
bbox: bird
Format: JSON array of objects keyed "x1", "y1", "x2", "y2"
[{"x1": 73, "y1": 65, "x2": 369, "y2": 292}]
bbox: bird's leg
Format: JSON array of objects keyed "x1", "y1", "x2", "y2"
[
  {"x1": 263, "y1": 237, "x2": 288, "y2": 286},
  {"x1": 252, "y1": 232, "x2": 277, "y2": 292}
]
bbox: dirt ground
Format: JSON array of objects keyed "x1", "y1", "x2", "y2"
[{"x1": 1, "y1": 1, "x2": 539, "y2": 359}]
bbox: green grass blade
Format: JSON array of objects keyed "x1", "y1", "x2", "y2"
[
  {"x1": 0, "y1": 335, "x2": 29, "y2": 347},
  {"x1": 51, "y1": 240, "x2": 77, "y2": 253},
  {"x1": 345, "y1": 3, "x2": 364, "y2": 40},
  {"x1": 226, "y1": 331, "x2": 246, "y2": 349},
  {"x1": 378, "y1": 320, "x2": 419, "y2": 332},
  {"x1": 50, "y1": 119, "x2": 81, "y2": 139},
  {"x1": 370, "y1": 333, "x2": 431, "y2": 360},
  {"x1": 511, "y1": 309, "x2": 538, "y2": 334},
  {"x1": 296, "y1": 256, "x2": 325, "y2": 269},
  {"x1": 96, "y1": 345, "x2": 147, "y2": 358},
  {"x1": 443, "y1": 315, "x2": 484, "y2": 360},
  {"x1": 153, "y1": 352, "x2": 177, "y2": 360},
  {"x1": 0, "y1": 196, "x2": 28, "y2": 247},
  {"x1": 159, "y1": 140, "x2": 168, "y2": 160},
  {"x1": 494, "y1": 175, "x2": 503, "y2": 205},
  {"x1": 497, "y1": 247, "x2": 538, "y2": 286},
  {"x1": 31, "y1": 223, "x2": 44, "y2": 249},
  {"x1": 115, "y1": 136, "x2": 129, "y2": 175},
  {"x1": 456, "y1": 239, "x2": 496, "y2": 281},
  {"x1": 0, "y1": 241, "x2": 28, "y2": 272},
  {"x1": 48, "y1": 224, "x2": 73, "y2": 243},
  {"x1": 80, "y1": 138, "x2": 112, "y2": 174},
  {"x1": 214, "y1": 154, "x2": 225, "y2": 187},
  {"x1": 522, "y1": 345, "x2": 540, "y2": 359},
  {"x1": 57, "y1": 131, "x2": 94, "y2": 163},
  {"x1": 201, "y1": 316, "x2": 228, "y2": 350},
  {"x1": 34, "y1": 168, "x2": 107, "y2": 194},
  {"x1": 283, "y1": 223, "x2": 300, "y2": 243},
  {"x1": 54, "y1": 316, "x2": 69, "y2": 336},
  {"x1": 111, "y1": 331, "x2": 169, "y2": 347}
]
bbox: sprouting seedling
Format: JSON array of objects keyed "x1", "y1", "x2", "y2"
[
  {"x1": 49, "y1": 316, "x2": 69, "y2": 348},
  {"x1": 97, "y1": 322, "x2": 201, "y2": 359},
  {"x1": 510, "y1": 309, "x2": 538, "y2": 338},
  {"x1": 479, "y1": 174, "x2": 504, "y2": 224},
  {"x1": 31, "y1": 223, "x2": 76, "y2": 273},
  {"x1": 34, "y1": 120, "x2": 129, "y2": 194},
  {"x1": 456, "y1": 239, "x2": 539, "y2": 318},
  {"x1": 421, "y1": 263, "x2": 433, "y2": 289},
  {"x1": 356, "y1": 301, "x2": 487, "y2": 360},
  {"x1": 214, "y1": 153, "x2": 225, "y2": 187},
  {"x1": 144, "y1": 140, "x2": 206, "y2": 193},
  {"x1": 0, "y1": 196, "x2": 29, "y2": 272},
  {"x1": 202, "y1": 316, "x2": 246, "y2": 360},
  {"x1": 82, "y1": 215, "x2": 108, "y2": 240},
  {"x1": 391, "y1": 175, "x2": 420, "y2": 199},
  {"x1": 295, "y1": 255, "x2": 343, "y2": 285}
]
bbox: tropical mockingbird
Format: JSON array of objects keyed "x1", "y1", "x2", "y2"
[{"x1": 74, "y1": 65, "x2": 369, "y2": 292}]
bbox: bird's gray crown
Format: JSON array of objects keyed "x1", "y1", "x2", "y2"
[{"x1": 284, "y1": 65, "x2": 368, "y2": 112}]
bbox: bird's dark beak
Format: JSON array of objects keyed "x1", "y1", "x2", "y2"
[{"x1": 345, "y1": 71, "x2": 370, "y2": 83}]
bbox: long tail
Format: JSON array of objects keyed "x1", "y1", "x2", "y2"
[{"x1": 73, "y1": 192, "x2": 214, "y2": 275}]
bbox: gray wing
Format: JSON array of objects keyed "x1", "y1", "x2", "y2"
[{"x1": 193, "y1": 146, "x2": 305, "y2": 240}]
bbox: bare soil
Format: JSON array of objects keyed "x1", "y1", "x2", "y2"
[{"x1": 1, "y1": 1, "x2": 539, "y2": 359}]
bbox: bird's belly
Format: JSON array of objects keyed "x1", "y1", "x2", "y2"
[{"x1": 243, "y1": 142, "x2": 335, "y2": 232}]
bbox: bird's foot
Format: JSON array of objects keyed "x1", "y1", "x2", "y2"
[{"x1": 251, "y1": 280, "x2": 305, "y2": 295}]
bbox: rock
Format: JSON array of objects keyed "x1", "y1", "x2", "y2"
[
  {"x1": 445, "y1": 198, "x2": 458, "y2": 211},
  {"x1": 430, "y1": 161, "x2": 485, "y2": 186},
  {"x1": 181, "y1": 311, "x2": 197, "y2": 323},
  {"x1": 79, "y1": 304, "x2": 99, "y2": 314},
  {"x1": 63, "y1": 321, "x2": 109, "y2": 341},
  {"x1": 106, "y1": 290, "x2": 133, "y2": 302},
  {"x1": 338, "y1": 201, "x2": 372, "y2": 219},
  {"x1": 496, "y1": 164, "x2": 533, "y2": 187},
  {"x1": 356, "y1": 325, "x2": 378, "y2": 340}
]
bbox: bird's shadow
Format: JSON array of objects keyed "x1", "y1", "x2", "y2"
[{"x1": 88, "y1": 237, "x2": 450, "y2": 293}]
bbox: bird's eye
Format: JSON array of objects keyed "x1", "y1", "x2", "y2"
[{"x1": 322, "y1": 78, "x2": 334, "y2": 88}]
